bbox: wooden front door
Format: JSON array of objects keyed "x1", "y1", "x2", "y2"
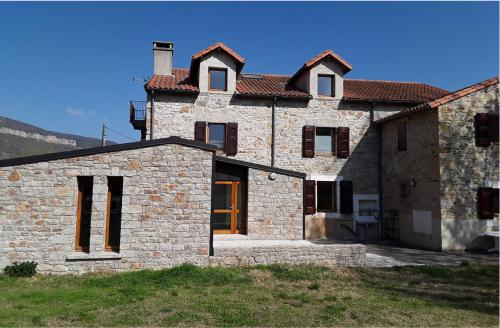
[{"x1": 213, "y1": 181, "x2": 244, "y2": 234}]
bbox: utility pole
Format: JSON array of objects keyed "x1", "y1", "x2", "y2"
[{"x1": 101, "y1": 124, "x2": 106, "y2": 146}]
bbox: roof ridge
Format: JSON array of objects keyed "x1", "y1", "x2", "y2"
[{"x1": 346, "y1": 78, "x2": 432, "y2": 85}]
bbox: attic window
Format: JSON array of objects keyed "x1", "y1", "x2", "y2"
[
  {"x1": 209, "y1": 68, "x2": 227, "y2": 91},
  {"x1": 318, "y1": 75, "x2": 335, "y2": 97}
]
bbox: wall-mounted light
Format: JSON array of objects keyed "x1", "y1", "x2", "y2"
[{"x1": 408, "y1": 179, "x2": 416, "y2": 188}]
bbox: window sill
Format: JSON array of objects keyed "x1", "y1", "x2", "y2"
[
  {"x1": 66, "y1": 252, "x2": 122, "y2": 262},
  {"x1": 315, "y1": 152, "x2": 335, "y2": 157}
]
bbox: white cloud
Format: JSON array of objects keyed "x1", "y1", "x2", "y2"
[{"x1": 65, "y1": 107, "x2": 96, "y2": 117}]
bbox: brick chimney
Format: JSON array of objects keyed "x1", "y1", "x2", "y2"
[{"x1": 153, "y1": 41, "x2": 173, "y2": 75}]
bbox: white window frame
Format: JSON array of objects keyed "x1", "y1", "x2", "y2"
[{"x1": 310, "y1": 174, "x2": 342, "y2": 219}]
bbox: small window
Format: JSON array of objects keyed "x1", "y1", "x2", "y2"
[
  {"x1": 397, "y1": 120, "x2": 407, "y2": 151},
  {"x1": 315, "y1": 127, "x2": 336, "y2": 153},
  {"x1": 105, "y1": 177, "x2": 123, "y2": 252},
  {"x1": 75, "y1": 176, "x2": 93, "y2": 252},
  {"x1": 209, "y1": 68, "x2": 227, "y2": 91},
  {"x1": 318, "y1": 75, "x2": 335, "y2": 97},
  {"x1": 208, "y1": 123, "x2": 226, "y2": 149},
  {"x1": 317, "y1": 181, "x2": 337, "y2": 212}
]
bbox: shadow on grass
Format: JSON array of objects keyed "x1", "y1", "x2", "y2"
[{"x1": 354, "y1": 265, "x2": 499, "y2": 316}]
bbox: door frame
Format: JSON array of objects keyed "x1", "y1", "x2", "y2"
[{"x1": 213, "y1": 180, "x2": 245, "y2": 234}]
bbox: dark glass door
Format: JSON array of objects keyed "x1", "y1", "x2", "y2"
[{"x1": 213, "y1": 181, "x2": 244, "y2": 234}]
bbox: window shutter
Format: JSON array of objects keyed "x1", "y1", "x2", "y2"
[
  {"x1": 339, "y1": 180, "x2": 353, "y2": 214},
  {"x1": 302, "y1": 126, "x2": 315, "y2": 158},
  {"x1": 225, "y1": 122, "x2": 238, "y2": 156},
  {"x1": 304, "y1": 180, "x2": 316, "y2": 215},
  {"x1": 488, "y1": 114, "x2": 499, "y2": 143},
  {"x1": 475, "y1": 113, "x2": 490, "y2": 147},
  {"x1": 336, "y1": 127, "x2": 349, "y2": 158},
  {"x1": 194, "y1": 121, "x2": 207, "y2": 143},
  {"x1": 478, "y1": 187, "x2": 493, "y2": 220}
]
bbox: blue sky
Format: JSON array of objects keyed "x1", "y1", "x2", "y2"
[{"x1": 0, "y1": 2, "x2": 498, "y2": 141}]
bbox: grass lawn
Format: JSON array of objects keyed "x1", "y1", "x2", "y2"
[{"x1": 0, "y1": 263, "x2": 498, "y2": 327}]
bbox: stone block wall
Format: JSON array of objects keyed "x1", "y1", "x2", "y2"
[
  {"x1": 152, "y1": 93, "x2": 407, "y2": 195},
  {"x1": 0, "y1": 144, "x2": 213, "y2": 274},
  {"x1": 246, "y1": 169, "x2": 303, "y2": 240},
  {"x1": 380, "y1": 110, "x2": 442, "y2": 250},
  {"x1": 209, "y1": 243, "x2": 366, "y2": 267},
  {"x1": 438, "y1": 83, "x2": 499, "y2": 250}
]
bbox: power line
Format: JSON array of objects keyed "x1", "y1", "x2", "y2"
[{"x1": 101, "y1": 124, "x2": 136, "y2": 146}]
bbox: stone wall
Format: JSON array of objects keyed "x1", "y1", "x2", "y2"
[
  {"x1": 151, "y1": 93, "x2": 407, "y2": 193},
  {"x1": 380, "y1": 110, "x2": 442, "y2": 250},
  {"x1": 246, "y1": 169, "x2": 303, "y2": 240},
  {"x1": 438, "y1": 83, "x2": 499, "y2": 250},
  {"x1": 209, "y1": 243, "x2": 366, "y2": 267},
  {"x1": 0, "y1": 144, "x2": 213, "y2": 274}
]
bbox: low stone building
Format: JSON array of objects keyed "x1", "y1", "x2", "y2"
[
  {"x1": 375, "y1": 77, "x2": 499, "y2": 251},
  {"x1": 0, "y1": 137, "x2": 365, "y2": 274}
]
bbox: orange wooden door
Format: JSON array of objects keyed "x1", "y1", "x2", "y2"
[{"x1": 213, "y1": 181, "x2": 241, "y2": 234}]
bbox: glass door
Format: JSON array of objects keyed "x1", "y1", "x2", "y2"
[{"x1": 213, "y1": 181, "x2": 243, "y2": 234}]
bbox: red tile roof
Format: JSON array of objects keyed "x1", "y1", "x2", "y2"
[
  {"x1": 145, "y1": 68, "x2": 198, "y2": 92},
  {"x1": 373, "y1": 77, "x2": 499, "y2": 124},
  {"x1": 289, "y1": 50, "x2": 352, "y2": 84},
  {"x1": 304, "y1": 50, "x2": 352, "y2": 73},
  {"x1": 192, "y1": 42, "x2": 245, "y2": 65},
  {"x1": 344, "y1": 79, "x2": 449, "y2": 103},
  {"x1": 190, "y1": 42, "x2": 245, "y2": 78},
  {"x1": 145, "y1": 68, "x2": 449, "y2": 103},
  {"x1": 236, "y1": 74, "x2": 309, "y2": 98}
]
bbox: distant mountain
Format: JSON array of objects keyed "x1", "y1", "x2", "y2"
[{"x1": 0, "y1": 115, "x2": 115, "y2": 160}]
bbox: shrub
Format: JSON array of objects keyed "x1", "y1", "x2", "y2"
[{"x1": 4, "y1": 261, "x2": 37, "y2": 277}]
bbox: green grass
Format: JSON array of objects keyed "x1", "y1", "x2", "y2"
[{"x1": 0, "y1": 263, "x2": 498, "y2": 327}]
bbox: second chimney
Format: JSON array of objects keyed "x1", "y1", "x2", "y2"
[{"x1": 153, "y1": 41, "x2": 173, "y2": 75}]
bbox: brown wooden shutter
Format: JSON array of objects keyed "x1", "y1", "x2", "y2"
[
  {"x1": 304, "y1": 180, "x2": 316, "y2": 215},
  {"x1": 478, "y1": 187, "x2": 493, "y2": 220},
  {"x1": 488, "y1": 114, "x2": 499, "y2": 143},
  {"x1": 339, "y1": 180, "x2": 353, "y2": 214},
  {"x1": 336, "y1": 127, "x2": 349, "y2": 158},
  {"x1": 225, "y1": 122, "x2": 238, "y2": 156},
  {"x1": 302, "y1": 126, "x2": 315, "y2": 158},
  {"x1": 397, "y1": 121, "x2": 407, "y2": 151},
  {"x1": 194, "y1": 121, "x2": 207, "y2": 143},
  {"x1": 475, "y1": 113, "x2": 490, "y2": 147}
]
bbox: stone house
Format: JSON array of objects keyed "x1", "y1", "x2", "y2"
[
  {"x1": 374, "y1": 77, "x2": 499, "y2": 251},
  {"x1": 134, "y1": 41, "x2": 449, "y2": 242},
  {"x1": 0, "y1": 41, "x2": 497, "y2": 274}
]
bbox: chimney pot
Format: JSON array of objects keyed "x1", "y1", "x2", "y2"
[{"x1": 153, "y1": 41, "x2": 173, "y2": 75}]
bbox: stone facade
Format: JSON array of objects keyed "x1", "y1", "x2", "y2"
[
  {"x1": 380, "y1": 110, "x2": 442, "y2": 250},
  {"x1": 0, "y1": 143, "x2": 213, "y2": 274},
  {"x1": 150, "y1": 91, "x2": 408, "y2": 234},
  {"x1": 0, "y1": 138, "x2": 362, "y2": 274},
  {"x1": 438, "y1": 84, "x2": 499, "y2": 250},
  {"x1": 247, "y1": 168, "x2": 303, "y2": 240},
  {"x1": 380, "y1": 82, "x2": 499, "y2": 251}
]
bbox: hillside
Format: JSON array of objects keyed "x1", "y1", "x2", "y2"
[{"x1": 0, "y1": 115, "x2": 114, "y2": 160}]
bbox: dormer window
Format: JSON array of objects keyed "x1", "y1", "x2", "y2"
[
  {"x1": 209, "y1": 67, "x2": 227, "y2": 91},
  {"x1": 318, "y1": 74, "x2": 335, "y2": 97}
]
